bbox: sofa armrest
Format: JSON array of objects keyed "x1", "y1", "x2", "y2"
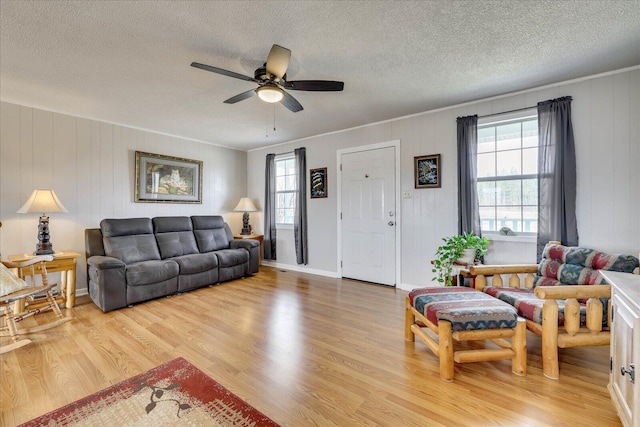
[
  {"x1": 230, "y1": 240, "x2": 260, "y2": 274},
  {"x1": 87, "y1": 255, "x2": 127, "y2": 312},
  {"x1": 87, "y1": 255, "x2": 126, "y2": 269},
  {"x1": 230, "y1": 239, "x2": 259, "y2": 250}
]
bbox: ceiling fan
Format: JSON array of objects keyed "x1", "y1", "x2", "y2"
[{"x1": 191, "y1": 44, "x2": 344, "y2": 113}]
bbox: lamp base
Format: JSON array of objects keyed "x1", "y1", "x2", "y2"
[
  {"x1": 240, "y1": 212, "x2": 252, "y2": 235},
  {"x1": 34, "y1": 244, "x2": 55, "y2": 256},
  {"x1": 34, "y1": 214, "x2": 55, "y2": 255}
]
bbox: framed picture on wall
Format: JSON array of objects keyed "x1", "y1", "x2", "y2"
[
  {"x1": 414, "y1": 154, "x2": 441, "y2": 188},
  {"x1": 135, "y1": 151, "x2": 203, "y2": 203},
  {"x1": 310, "y1": 167, "x2": 328, "y2": 198}
]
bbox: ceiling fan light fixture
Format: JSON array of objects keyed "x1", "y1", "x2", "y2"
[{"x1": 256, "y1": 85, "x2": 284, "y2": 103}]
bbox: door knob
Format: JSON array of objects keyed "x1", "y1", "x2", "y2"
[{"x1": 388, "y1": 221, "x2": 395, "y2": 226}]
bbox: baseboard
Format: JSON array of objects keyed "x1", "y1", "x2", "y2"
[
  {"x1": 397, "y1": 283, "x2": 440, "y2": 292},
  {"x1": 260, "y1": 261, "x2": 339, "y2": 279}
]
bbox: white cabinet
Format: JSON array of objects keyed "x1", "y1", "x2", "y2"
[{"x1": 601, "y1": 271, "x2": 640, "y2": 427}]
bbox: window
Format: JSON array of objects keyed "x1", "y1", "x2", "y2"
[
  {"x1": 477, "y1": 114, "x2": 538, "y2": 234},
  {"x1": 275, "y1": 157, "x2": 296, "y2": 225}
]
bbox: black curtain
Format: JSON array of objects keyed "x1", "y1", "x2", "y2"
[
  {"x1": 263, "y1": 153, "x2": 277, "y2": 260},
  {"x1": 456, "y1": 115, "x2": 481, "y2": 236},
  {"x1": 294, "y1": 148, "x2": 308, "y2": 264},
  {"x1": 537, "y1": 96, "x2": 578, "y2": 261}
]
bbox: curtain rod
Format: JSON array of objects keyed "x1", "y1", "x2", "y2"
[
  {"x1": 271, "y1": 147, "x2": 305, "y2": 156},
  {"x1": 477, "y1": 105, "x2": 537, "y2": 119}
]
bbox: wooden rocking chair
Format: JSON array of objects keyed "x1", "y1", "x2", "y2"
[{"x1": 0, "y1": 255, "x2": 73, "y2": 354}]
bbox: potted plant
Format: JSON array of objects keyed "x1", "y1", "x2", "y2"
[{"x1": 432, "y1": 231, "x2": 488, "y2": 286}]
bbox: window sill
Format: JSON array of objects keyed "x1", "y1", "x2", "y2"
[{"x1": 485, "y1": 233, "x2": 536, "y2": 243}]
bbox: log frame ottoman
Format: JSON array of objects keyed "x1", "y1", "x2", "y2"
[{"x1": 405, "y1": 287, "x2": 527, "y2": 381}]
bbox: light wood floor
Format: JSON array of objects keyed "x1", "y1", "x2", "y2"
[{"x1": 1, "y1": 267, "x2": 622, "y2": 426}]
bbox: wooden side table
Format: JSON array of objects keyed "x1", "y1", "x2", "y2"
[
  {"x1": 7, "y1": 250, "x2": 80, "y2": 308},
  {"x1": 234, "y1": 234, "x2": 264, "y2": 265}
]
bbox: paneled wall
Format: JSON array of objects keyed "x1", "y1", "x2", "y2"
[
  {"x1": 247, "y1": 67, "x2": 640, "y2": 290},
  {"x1": 0, "y1": 102, "x2": 248, "y2": 293}
]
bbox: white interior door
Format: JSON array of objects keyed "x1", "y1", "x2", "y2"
[{"x1": 341, "y1": 146, "x2": 396, "y2": 286}]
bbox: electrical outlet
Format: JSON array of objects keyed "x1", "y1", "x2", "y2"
[{"x1": 402, "y1": 190, "x2": 412, "y2": 199}]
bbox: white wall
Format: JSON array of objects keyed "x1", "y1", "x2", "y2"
[
  {"x1": 0, "y1": 101, "x2": 248, "y2": 293},
  {"x1": 247, "y1": 68, "x2": 640, "y2": 290}
]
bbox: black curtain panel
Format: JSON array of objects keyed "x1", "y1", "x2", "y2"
[
  {"x1": 456, "y1": 115, "x2": 481, "y2": 236},
  {"x1": 263, "y1": 153, "x2": 277, "y2": 260},
  {"x1": 294, "y1": 148, "x2": 308, "y2": 265},
  {"x1": 537, "y1": 96, "x2": 578, "y2": 261}
]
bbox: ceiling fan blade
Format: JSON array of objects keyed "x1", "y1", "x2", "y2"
[
  {"x1": 266, "y1": 44, "x2": 291, "y2": 81},
  {"x1": 223, "y1": 89, "x2": 256, "y2": 104},
  {"x1": 283, "y1": 80, "x2": 344, "y2": 91},
  {"x1": 281, "y1": 91, "x2": 303, "y2": 113},
  {"x1": 191, "y1": 62, "x2": 258, "y2": 83}
]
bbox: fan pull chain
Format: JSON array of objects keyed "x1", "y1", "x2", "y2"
[{"x1": 265, "y1": 105, "x2": 277, "y2": 138}]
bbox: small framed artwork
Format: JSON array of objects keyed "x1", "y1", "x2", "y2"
[
  {"x1": 135, "y1": 151, "x2": 203, "y2": 203},
  {"x1": 310, "y1": 167, "x2": 328, "y2": 198},
  {"x1": 414, "y1": 154, "x2": 441, "y2": 189}
]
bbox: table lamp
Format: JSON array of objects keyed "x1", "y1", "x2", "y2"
[
  {"x1": 234, "y1": 197, "x2": 257, "y2": 235},
  {"x1": 17, "y1": 189, "x2": 68, "y2": 255}
]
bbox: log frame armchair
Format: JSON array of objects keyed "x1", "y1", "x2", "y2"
[{"x1": 468, "y1": 243, "x2": 638, "y2": 379}]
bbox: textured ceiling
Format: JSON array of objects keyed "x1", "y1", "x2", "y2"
[{"x1": 1, "y1": 1, "x2": 639, "y2": 151}]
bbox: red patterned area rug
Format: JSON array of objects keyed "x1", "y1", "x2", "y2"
[{"x1": 20, "y1": 357, "x2": 280, "y2": 426}]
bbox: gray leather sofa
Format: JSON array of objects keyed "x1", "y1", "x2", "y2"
[{"x1": 85, "y1": 215, "x2": 259, "y2": 312}]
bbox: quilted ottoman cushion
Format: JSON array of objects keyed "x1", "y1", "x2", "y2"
[{"x1": 409, "y1": 287, "x2": 518, "y2": 332}]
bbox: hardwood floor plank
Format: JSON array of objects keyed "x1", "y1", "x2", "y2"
[{"x1": 1, "y1": 267, "x2": 622, "y2": 426}]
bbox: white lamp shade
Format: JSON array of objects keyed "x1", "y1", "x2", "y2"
[
  {"x1": 17, "y1": 189, "x2": 69, "y2": 214},
  {"x1": 233, "y1": 197, "x2": 257, "y2": 212}
]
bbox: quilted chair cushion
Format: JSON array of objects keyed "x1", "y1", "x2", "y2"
[
  {"x1": 482, "y1": 286, "x2": 608, "y2": 327},
  {"x1": 0, "y1": 263, "x2": 29, "y2": 297},
  {"x1": 533, "y1": 243, "x2": 639, "y2": 287}
]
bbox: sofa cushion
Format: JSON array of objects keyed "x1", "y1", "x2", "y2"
[
  {"x1": 103, "y1": 235, "x2": 161, "y2": 264},
  {"x1": 215, "y1": 248, "x2": 249, "y2": 267},
  {"x1": 191, "y1": 215, "x2": 231, "y2": 252},
  {"x1": 101, "y1": 218, "x2": 161, "y2": 264},
  {"x1": 126, "y1": 260, "x2": 179, "y2": 286},
  {"x1": 153, "y1": 217, "x2": 199, "y2": 259},
  {"x1": 172, "y1": 253, "x2": 218, "y2": 275},
  {"x1": 102, "y1": 218, "x2": 153, "y2": 237}
]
